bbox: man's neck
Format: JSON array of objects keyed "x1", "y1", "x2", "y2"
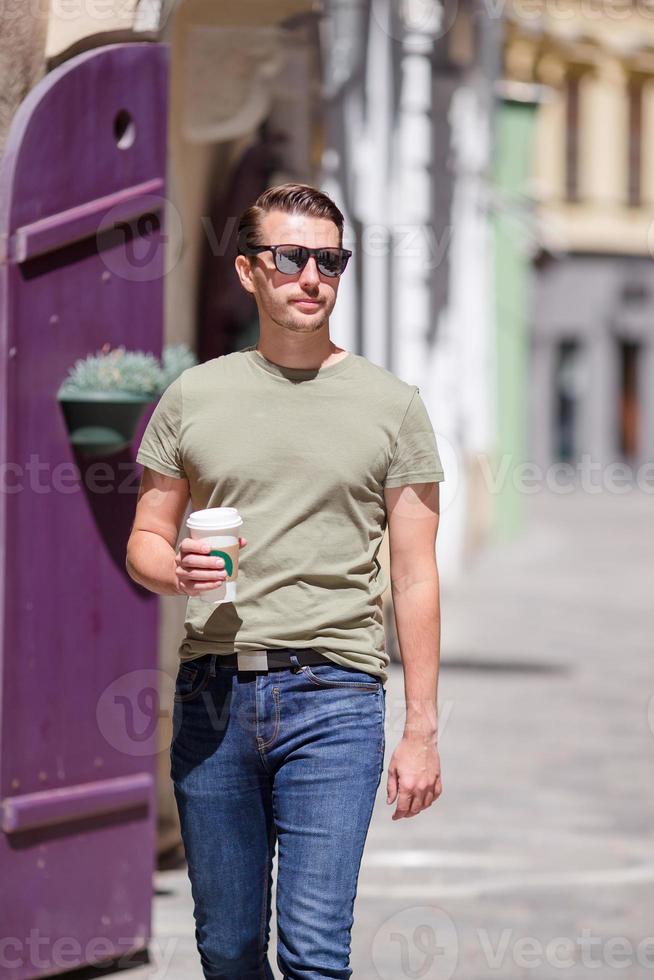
[{"x1": 254, "y1": 339, "x2": 348, "y2": 370}]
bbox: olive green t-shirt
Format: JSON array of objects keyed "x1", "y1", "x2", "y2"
[{"x1": 135, "y1": 346, "x2": 444, "y2": 684}]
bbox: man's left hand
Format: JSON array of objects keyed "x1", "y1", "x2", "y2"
[{"x1": 386, "y1": 737, "x2": 442, "y2": 820}]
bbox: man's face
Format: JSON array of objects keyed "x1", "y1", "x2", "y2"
[{"x1": 236, "y1": 210, "x2": 343, "y2": 334}]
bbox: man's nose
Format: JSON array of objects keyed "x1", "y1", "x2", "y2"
[{"x1": 298, "y1": 255, "x2": 320, "y2": 286}]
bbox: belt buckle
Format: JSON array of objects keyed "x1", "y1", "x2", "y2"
[{"x1": 237, "y1": 650, "x2": 269, "y2": 672}]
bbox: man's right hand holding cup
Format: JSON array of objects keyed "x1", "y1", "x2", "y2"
[{"x1": 174, "y1": 537, "x2": 247, "y2": 598}]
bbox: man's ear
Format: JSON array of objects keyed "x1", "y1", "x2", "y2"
[{"x1": 234, "y1": 254, "x2": 256, "y2": 295}]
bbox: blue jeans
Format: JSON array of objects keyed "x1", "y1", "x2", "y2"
[{"x1": 170, "y1": 650, "x2": 386, "y2": 980}]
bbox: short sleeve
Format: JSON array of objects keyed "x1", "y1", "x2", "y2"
[
  {"x1": 384, "y1": 387, "x2": 445, "y2": 488},
  {"x1": 135, "y1": 375, "x2": 185, "y2": 479}
]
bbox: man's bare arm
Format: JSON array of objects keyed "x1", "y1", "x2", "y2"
[
  {"x1": 126, "y1": 467, "x2": 243, "y2": 597},
  {"x1": 383, "y1": 480, "x2": 442, "y2": 818}
]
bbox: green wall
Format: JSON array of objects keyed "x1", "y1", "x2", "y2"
[{"x1": 492, "y1": 97, "x2": 538, "y2": 540}]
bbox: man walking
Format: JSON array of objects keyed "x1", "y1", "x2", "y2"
[{"x1": 126, "y1": 183, "x2": 444, "y2": 980}]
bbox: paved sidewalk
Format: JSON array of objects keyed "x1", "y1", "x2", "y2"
[{"x1": 119, "y1": 487, "x2": 654, "y2": 979}]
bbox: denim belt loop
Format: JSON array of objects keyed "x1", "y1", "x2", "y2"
[
  {"x1": 289, "y1": 654, "x2": 302, "y2": 673},
  {"x1": 209, "y1": 654, "x2": 217, "y2": 677}
]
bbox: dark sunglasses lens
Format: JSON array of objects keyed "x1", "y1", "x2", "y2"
[
  {"x1": 275, "y1": 247, "x2": 307, "y2": 274},
  {"x1": 316, "y1": 249, "x2": 348, "y2": 276}
]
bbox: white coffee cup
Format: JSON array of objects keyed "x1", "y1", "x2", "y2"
[{"x1": 186, "y1": 507, "x2": 244, "y2": 604}]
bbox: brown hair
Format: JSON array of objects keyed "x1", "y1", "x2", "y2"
[{"x1": 237, "y1": 182, "x2": 345, "y2": 256}]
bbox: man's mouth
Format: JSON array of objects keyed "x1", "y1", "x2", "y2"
[{"x1": 291, "y1": 298, "x2": 322, "y2": 309}]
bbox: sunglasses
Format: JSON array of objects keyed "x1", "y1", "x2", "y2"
[{"x1": 243, "y1": 244, "x2": 352, "y2": 277}]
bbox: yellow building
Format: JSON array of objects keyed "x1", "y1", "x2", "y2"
[{"x1": 504, "y1": 0, "x2": 654, "y2": 471}]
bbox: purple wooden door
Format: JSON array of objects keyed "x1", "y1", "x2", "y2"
[{"x1": 0, "y1": 43, "x2": 169, "y2": 979}]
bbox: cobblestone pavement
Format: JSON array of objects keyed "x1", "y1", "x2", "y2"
[{"x1": 120, "y1": 487, "x2": 654, "y2": 979}]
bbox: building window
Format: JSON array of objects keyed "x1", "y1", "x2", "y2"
[
  {"x1": 627, "y1": 75, "x2": 643, "y2": 207},
  {"x1": 564, "y1": 72, "x2": 581, "y2": 202}
]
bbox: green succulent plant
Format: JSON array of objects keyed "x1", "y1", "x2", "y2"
[{"x1": 58, "y1": 343, "x2": 197, "y2": 398}]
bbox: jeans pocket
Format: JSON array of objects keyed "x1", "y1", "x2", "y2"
[
  {"x1": 173, "y1": 660, "x2": 211, "y2": 703},
  {"x1": 300, "y1": 662, "x2": 380, "y2": 692}
]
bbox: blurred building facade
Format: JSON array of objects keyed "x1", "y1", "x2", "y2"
[{"x1": 504, "y1": 0, "x2": 654, "y2": 475}]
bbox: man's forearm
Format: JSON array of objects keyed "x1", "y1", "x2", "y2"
[
  {"x1": 391, "y1": 568, "x2": 441, "y2": 740},
  {"x1": 126, "y1": 530, "x2": 181, "y2": 596}
]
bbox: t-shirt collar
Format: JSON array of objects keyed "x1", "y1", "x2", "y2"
[{"x1": 240, "y1": 345, "x2": 354, "y2": 381}]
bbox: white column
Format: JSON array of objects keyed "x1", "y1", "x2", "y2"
[
  {"x1": 391, "y1": 35, "x2": 434, "y2": 385},
  {"x1": 641, "y1": 78, "x2": 654, "y2": 206},
  {"x1": 581, "y1": 59, "x2": 627, "y2": 207},
  {"x1": 358, "y1": 0, "x2": 394, "y2": 367}
]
